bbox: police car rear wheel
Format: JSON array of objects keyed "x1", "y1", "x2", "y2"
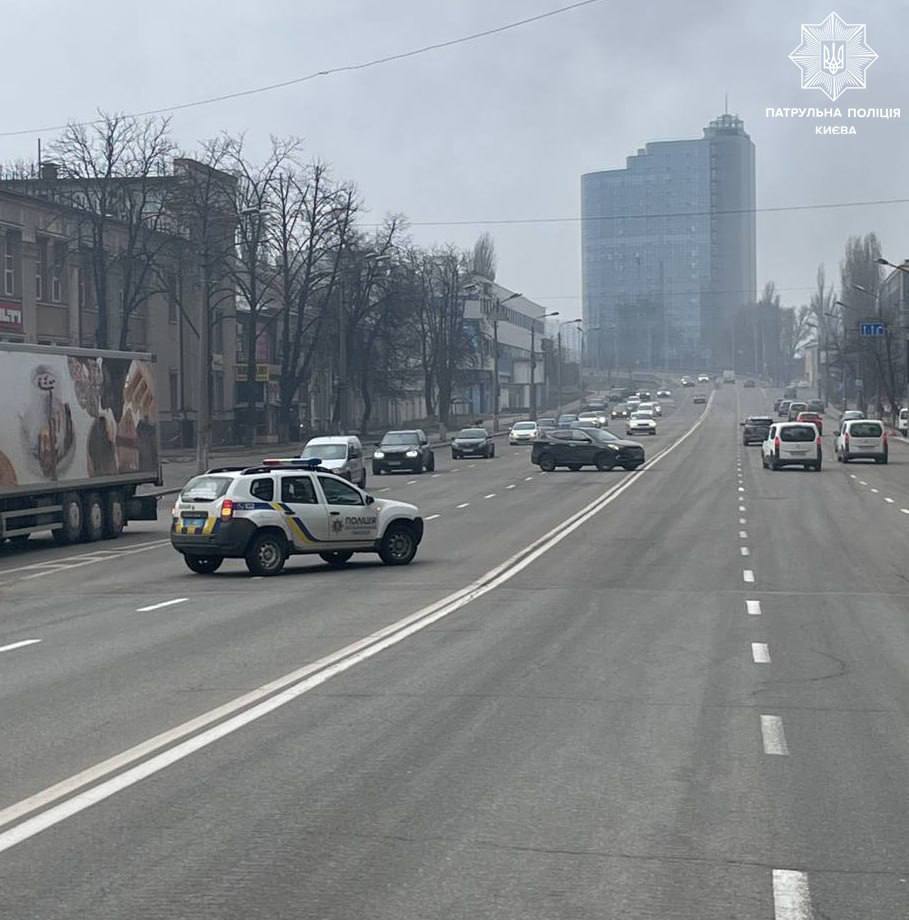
[
  {"x1": 185, "y1": 555, "x2": 223, "y2": 574},
  {"x1": 246, "y1": 532, "x2": 287, "y2": 576},
  {"x1": 320, "y1": 551, "x2": 354, "y2": 568},
  {"x1": 379, "y1": 524, "x2": 418, "y2": 566}
]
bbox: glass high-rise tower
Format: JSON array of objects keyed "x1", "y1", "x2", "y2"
[{"x1": 581, "y1": 113, "x2": 756, "y2": 371}]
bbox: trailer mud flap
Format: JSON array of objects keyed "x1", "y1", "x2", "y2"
[{"x1": 126, "y1": 495, "x2": 159, "y2": 521}]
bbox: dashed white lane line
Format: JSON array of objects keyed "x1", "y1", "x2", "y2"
[
  {"x1": 456, "y1": 503, "x2": 470, "y2": 509},
  {"x1": 425, "y1": 514, "x2": 441, "y2": 521},
  {"x1": 506, "y1": 484, "x2": 516, "y2": 490},
  {"x1": 468, "y1": 464, "x2": 476, "y2": 469},
  {"x1": 859, "y1": 480, "x2": 868, "y2": 486},
  {"x1": 901, "y1": 508, "x2": 909, "y2": 515},
  {"x1": 849, "y1": 473, "x2": 857, "y2": 479},
  {"x1": 739, "y1": 504, "x2": 746, "y2": 512},
  {"x1": 885, "y1": 497, "x2": 895, "y2": 504},
  {"x1": 737, "y1": 486, "x2": 745, "y2": 492},
  {"x1": 377, "y1": 488, "x2": 390, "y2": 493},
  {"x1": 761, "y1": 715, "x2": 790, "y2": 755},
  {"x1": 739, "y1": 517, "x2": 747, "y2": 525},
  {"x1": 0, "y1": 639, "x2": 41, "y2": 654},
  {"x1": 870, "y1": 487, "x2": 879, "y2": 494},
  {"x1": 752, "y1": 642, "x2": 771, "y2": 663},
  {"x1": 740, "y1": 546, "x2": 750, "y2": 556},
  {"x1": 432, "y1": 474, "x2": 441, "y2": 479},
  {"x1": 772, "y1": 869, "x2": 813, "y2": 920},
  {"x1": 743, "y1": 570, "x2": 755, "y2": 583},
  {"x1": 407, "y1": 480, "x2": 417, "y2": 485},
  {"x1": 739, "y1": 530, "x2": 748, "y2": 539},
  {"x1": 746, "y1": 600, "x2": 761, "y2": 616},
  {"x1": 484, "y1": 493, "x2": 496, "y2": 499},
  {"x1": 524, "y1": 476, "x2": 534, "y2": 481},
  {"x1": 136, "y1": 598, "x2": 188, "y2": 613}
]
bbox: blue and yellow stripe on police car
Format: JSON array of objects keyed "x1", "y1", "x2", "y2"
[
  {"x1": 270, "y1": 502, "x2": 321, "y2": 544},
  {"x1": 175, "y1": 516, "x2": 220, "y2": 536}
]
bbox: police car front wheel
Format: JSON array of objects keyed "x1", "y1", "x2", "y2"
[
  {"x1": 246, "y1": 532, "x2": 288, "y2": 576},
  {"x1": 379, "y1": 523, "x2": 419, "y2": 566}
]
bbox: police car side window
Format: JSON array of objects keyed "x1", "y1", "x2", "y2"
[
  {"x1": 281, "y1": 476, "x2": 317, "y2": 504},
  {"x1": 250, "y1": 478, "x2": 274, "y2": 501},
  {"x1": 318, "y1": 476, "x2": 364, "y2": 506}
]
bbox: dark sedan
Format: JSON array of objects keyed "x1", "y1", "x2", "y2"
[
  {"x1": 610, "y1": 405, "x2": 631, "y2": 419},
  {"x1": 451, "y1": 428, "x2": 495, "y2": 459},
  {"x1": 741, "y1": 415, "x2": 773, "y2": 445},
  {"x1": 531, "y1": 427, "x2": 645, "y2": 472}
]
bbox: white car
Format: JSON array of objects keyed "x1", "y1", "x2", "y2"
[
  {"x1": 898, "y1": 408, "x2": 908, "y2": 436},
  {"x1": 762, "y1": 421, "x2": 822, "y2": 471},
  {"x1": 835, "y1": 418, "x2": 888, "y2": 464},
  {"x1": 657, "y1": 389, "x2": 672, "y2": 399},
  {"x1": 509, "y1": 420, "x2": 538, "y2": 444},
  {"x1": 697, "y1": 374, "x2": 711, "y2": 383},
  {"x1": 639, "y1": 400, "x2": 662, "y2": 417},
  {"x1": 578, "y1": 410, "x2": 607, "y2": 428},
  {"x1": 626, "y1": 410, "x2": 657, "y2": 436},
  {"x1": 301, "y1": 435, "x2": 366, "y2": 488}
]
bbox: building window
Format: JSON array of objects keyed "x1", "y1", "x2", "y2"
[
  {"x1": 51, "y1": 241, "x2": 66, "y2": 303},
  {"x1": 3, "y1": 231, "x2": 19, "y2": 297},
  {"x1": 35, "y1": 237, "x2": 48, "y2": 301}
]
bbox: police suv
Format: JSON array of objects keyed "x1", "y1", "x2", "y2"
[{"x1": 171, "y1": 459, "x2": 424, "y2": 576}]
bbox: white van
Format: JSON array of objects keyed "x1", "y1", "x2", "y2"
[
  {"x1": 834, "y1": 419, "x2": 888, "y2": 464},
  {"x1": 301, "y1": 435, "x2": 367, "y2": 487},
  {"x1": 898, "y1": 408, "x2": 908, "y2": 437},
  {"x1": 762, "y1": 421, "x2": 822, "y2": 471}
]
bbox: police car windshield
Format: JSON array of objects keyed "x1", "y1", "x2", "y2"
[
  {"x1": 301, "y1": 444, "x2": 347, "y2": 460},
  {"x1": 180, "y1": 476, "x2": 232, "y2": 502},
  {"x1": 381, "y1": 432, "x2": 419, "y2": 445}
]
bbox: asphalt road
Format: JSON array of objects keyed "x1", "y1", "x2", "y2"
[{"x1": 1, "y1": 385, "x2": 907, "y2": 919}]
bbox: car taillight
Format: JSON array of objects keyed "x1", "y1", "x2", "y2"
[
  {"x1": 773, "y1": 436, "x2": 781, "y2": 450},
  {"x1": 220, "y1": 499, "x2": 235, "y2": 520},
  {"x1": 816, "y1": 436, "x2": 821, "y2": 446},
  {"x1": 844, "y1": 432, "x2": 850, "y2": 445},
  {"x1": 883, "y1": 432, "x2": 889, "y2": 445},
  {"x1": 171, "y1": 503, "x2": 179, "y2": 518}
]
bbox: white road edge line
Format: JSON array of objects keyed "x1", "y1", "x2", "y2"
[
  {"x1": 0, "y1": 393, "x2": 720, "y2": 853},
  {"x1": 136, "y1": 598, "x2": 189, "y2": 613},
  {"x1": 761, "y1": 715, "x2": 789, "y2": 755},
  {"x1": 0, "y1": 639, "x2": 41, "y2": 654},
  {"x1": 772, "y1": 869, "x2": 812, "y2": 919},
  {"x1": 746, "y1": 600, "x2": 761, "y2": 616},
  {"x1": 752, "y1": 642, "x2": 771, "y2": 663}
]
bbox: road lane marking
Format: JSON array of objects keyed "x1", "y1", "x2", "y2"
[
  {"x1": 0, "y1": 389, "x2": 721, "y2": 853},
  {"x1": 739, "y1": 518, "x2": 747, "y2": 525},
  {"x1": 432, "y1": 474, "x2": 441, "y2": 478},
  {"x1": 1, "y1": 540, "x2": 169, "y2": 580},
  {"x1": 859, "y1": 480, "x2": 867, "y2": 485},
  {"x1": 752, "y1": 642, "x2": 771, "y2": 663},
  {"x1": 739, "y1": 504, "x2": 746, "y2": 512},
  {"x1": 740, "y1": 546, "x2": 750, "y2": 556},
  {"x1": 524, "y1": 476, "x2": 534, "y2": 481},
  {"x1": 456, "y1": 503, "x2": 470, "y2": 509},
  {"x1": 506, "y1": 484, "x2": 516, "y2": 489},
  {"x1": 761, "y1": 715, "x2": 789, "y2": 755},
  {"x1": 902, "y1": 508, "x2": 909, "y2": 515},
  {"x1": 743, "y1": 570, "x2": 755, "y2": 583},
  {"x1": 425, "y1": 514, "x2": 441, "y2": 521},
  {"x1": 468, "y1": 464, "x2": 476, "y2": 469},
  {"x1": 772, "y1": 869, "x2": 812, "y2": 920},
  {"x1": 746, "y1": 600, "x2": 761, "y2": 616},
  {"x1": 849, "y1": 473, "x2": 857, "y2": 478},
  {"x1": 739, "y1": 530, "x2": 748, "y2": 539},
  {"x1": 484, "y1": 494, "x2": 496, "y2": 499},
  {"x1": 0, "y1": 639, "x2": 41, "y2": 654},
  {"x1": 737, "y1": 486, "x2": 745, "y2": 492},
  {"x1": 870, "y1": 487, "x2": 879, "y2": 494},
  {"x1": 407, "y1": 480, "x2": 417, "y2": 485},
  {"x1": 885, "y1": 497, "x2": 895, "y2": 503},
  {"x1": 136, "y1": 598, "x2": 188, "y2": 613},
  {"x1": 377, "y1": 488, "x2": 390, "y2": 493}
]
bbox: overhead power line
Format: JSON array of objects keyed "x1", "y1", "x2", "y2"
[
  {"x1": 403, "y1": 196, "x2": 909, "y2": 228},
  {"x1": 0, "y1": 0, "x2": 608, "y2": 138}
]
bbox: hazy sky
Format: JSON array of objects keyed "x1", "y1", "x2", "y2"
[{"x1": 3, "y1": 0, "x2": 906, "y2": 319}]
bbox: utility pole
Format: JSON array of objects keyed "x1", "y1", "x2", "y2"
[
  {"x1": 492, "y1": 312, "x2": 500, "y2": 433},
  {"x1": 530, "y1": 309, "x2": 559, "y2": 420},
  {"x1": 195, "y1": 272, "x2": 211, "y2": 473}
]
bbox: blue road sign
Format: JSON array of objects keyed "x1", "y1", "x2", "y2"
[{"x1": 859, "y1": 321, "x2": 887, "y2": 337}]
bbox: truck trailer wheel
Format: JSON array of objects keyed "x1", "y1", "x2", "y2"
[
  {"x1": 83, "y1": 492, "x2": 104, "y2": 542},
  {"x1": 103, "y1": 491, "x2": 125, "y2": 539},
  {"x1": 53, "y1": 493, "x2": 84, "y2": 546}
]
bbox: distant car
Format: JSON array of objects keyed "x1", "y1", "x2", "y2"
[
  {"x1": 783, "y1": 386, "x2": 798, "y2": 400},
  {"x1": 697, "y1": 374, "x2": 711, "y2": 383},
  {"x1": 778, "y1": 400, "x2": 792, "y2": 418},
  {"x1": 373, "y1": 429, "x2": 435, "y2": 474},
  {"x1": 537, "y1": 417, "x2": 557, "y2": 433},
  {"x1": 636, "y1": 391, "x2": 652, "y2": 401},
  {"x1": 693, "y1": 393, "x2": 707, "y2": 404},
  {"x1": 610, "y1": 405, "x2": 630, "y2": 420},
  {"x1": 300, "y1": 435, "x2": 367, "y2": 488},
  {"x1": 626, "y1": 410, "x2": 657, "y2": 436},
  {"x1": 657, "y1": 389, "x2": 672, "y2": 399},
  {"x1": 578, "y1": 410, "x2": 607, "y2": 428},
  {"x1": 742, "y1": 415, "x2": 773, "y2": 446},
  {"x1": 626, "y1": 397, "x2": 642, "y2": 411},
  {"x1": 835, "y1": 419, "x2": 888, "y2": 464},
  {"x1": 743, "y1": 379, "x2": 756, "y2": 388},
  {"x1": 787, "y1": 401, "x2": 808, "y2": 422},
  {"x1": 452, "y1": 427, "x2": 495, "y2": 459},
  {"x1": 773, "y1": 398, "x2": 784, "y2": 413},
  {"x1": 762, "y1": 422, "x2": 822, "y2": 471},
  {"x1": 573, "y1": 419, "x2": 601, "y2": 432},
  {"x1": 531, "y1": 427, "x2": 645, "y2": 472},
  {"x1": 835, "y1": 410, "x2": 864, "y2": 435},
  {"x1": 899, "y1": 408, "x2": 909, "y2": 436},
  {"x1": 638, "y1": 400, "x2": 662, "y2": 418},
  {"x1": 508, "y1": 421, "x2": 539, "y2": 445},
  {"x1": 796, "y1": 411, "x2": 824, "y2": 436},
  {"x1": 557, "y1": 414, "x2": 579, "y2": 428},
  {"x1": 681, "y1": 377, "x2": 696, "y2": 387},
  {"x1": 806, "y1": 399, "x2": 825, "y2": 414}
]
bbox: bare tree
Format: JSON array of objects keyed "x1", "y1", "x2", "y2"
[
  {"x1": 469, "y1": 232, "x2": 497, "y2": 281},
  {"x1": 46, "y1": 112, "x2": 176, "y2": 349}
]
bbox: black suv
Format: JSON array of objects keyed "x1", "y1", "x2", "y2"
[
  {"x1": 741, "y1": 415, "x2": 773, "y2": 446},
  {"x1": 451, "y1": 428, "x2": 495, "y2": 459},
  {"x1": 373, "y1": 430, "x2": 435, "y2": 474},
  {"x1": 531, "y1": 428, "x2": 644, "y2": 472}
]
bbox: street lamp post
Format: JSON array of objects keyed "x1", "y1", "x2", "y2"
[
  {"x1": 530, "y1": 310, "x2": 559, "y2": 420},
  {"x1": 557, "y1": 318, "x2": 582, "y2": 416}
]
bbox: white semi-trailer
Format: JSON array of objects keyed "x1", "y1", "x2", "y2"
[{"x1": 0, "y1": 343, "x2": 161, "y2": 545}]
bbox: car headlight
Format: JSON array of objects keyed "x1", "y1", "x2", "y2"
[
  {"x1": 374, "y1": 450, "x2": 385, "y2": 459},
  {"x1": 607, "y1": 444, "x2": 619, "y2": 451},
  {"x1": 406, "y1": 449, "x2": 419, "y2": 458}
]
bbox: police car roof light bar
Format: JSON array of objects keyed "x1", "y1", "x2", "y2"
[{"x1": 261, "y1": 457, "x2": 322, "y2": 468}]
